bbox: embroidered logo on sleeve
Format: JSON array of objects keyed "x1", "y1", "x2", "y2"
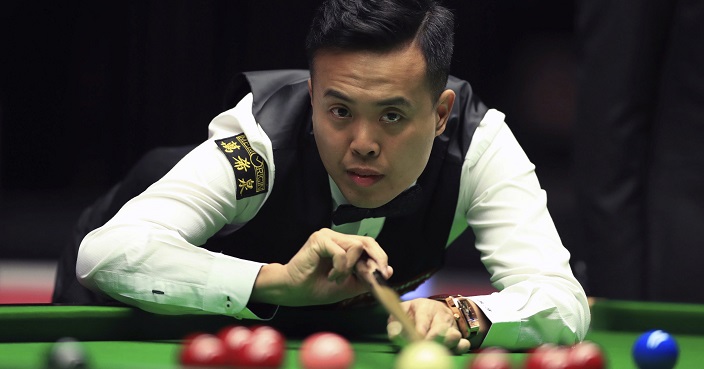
[{"x1": 215, "y1": 133, "x2": 269, "y2": 199}]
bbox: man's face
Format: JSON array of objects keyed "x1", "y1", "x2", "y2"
[{"x1": 309, "y1": 43, "x2": 455, "y2": 208}]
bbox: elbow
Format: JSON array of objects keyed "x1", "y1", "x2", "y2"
[
  {"x1": 547, "y1": 293, "x2": 592, "y2": 346},
  {"x1": 577, "y1": 292, "x2": 592, "y2": 341},
  {"x1": 567, "y1": 281, "x2": 592, "y2": 342},
  {"x1": 75, "y1": 230, "x2": 108, "y2": 292},
  {"x1": 547, "y1": 278, "x2": 593, "y2": 344}
]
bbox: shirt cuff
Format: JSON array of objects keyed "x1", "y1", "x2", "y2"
[
  {"x1": 205, "y1": 253, "x2": 277, "y2": 320},
  {"x1": 469, "y1": 293, "x2": 523, "y2": 349}
]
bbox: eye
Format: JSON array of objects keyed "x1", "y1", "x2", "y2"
[
  {"x1": 330, "y1": 106, "x2": 351, "y2": 119},
  {"x1": 381, "y1": 111, "x2": 404, "y2": 124}
]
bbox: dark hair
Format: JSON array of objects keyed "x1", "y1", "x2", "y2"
[{"x1": 305, "y1": 0, "x2": 455, "y2": 100}]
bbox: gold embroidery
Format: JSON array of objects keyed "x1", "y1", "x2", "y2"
[
  {"x1": 215, "y1": 133, "x2": 269, "y2": 200},
  {"x1": 220, "y1": 140, "x2": 241, "y2": 153},
  {"x1": 254, "y1": 157, "x2": 266, "y2": 193},
  {"x1": 233, "y1": 156, "x2": 251, "y2": 172},
  {"x1": 238, "y1": 178, "x2": 254, "y2": 195},
  {"x1": 236, "y1": 135, "x2": 267, "y2": 193}
]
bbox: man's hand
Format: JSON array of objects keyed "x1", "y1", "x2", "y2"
[
  {"x1": 251, "y1": 228, "x2": 393, "y2": 306},
  {"x1": 387, "y1": 298, "x2": 471, "y2": 354}
]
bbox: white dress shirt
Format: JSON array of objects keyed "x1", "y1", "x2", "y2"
[{"x1": 77, "y1": 93, "x2": 590, "y2": 349}]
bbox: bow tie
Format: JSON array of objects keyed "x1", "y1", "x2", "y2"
[{"x1": 331, "y1": 185, "x2": 423, "y2": 225}]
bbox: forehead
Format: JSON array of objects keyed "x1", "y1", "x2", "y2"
[{"x1": 310, "y1": 44, "x2": 434, "y2": 105}]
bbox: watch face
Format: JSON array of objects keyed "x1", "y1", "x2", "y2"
[
  {"x1": 456, "y1": 299, "x2": 480, "y2": 333},
  {"x1": 468, "y1": 320, "x2": 480, "y2": 330}
]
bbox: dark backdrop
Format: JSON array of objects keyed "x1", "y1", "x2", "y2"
[{"x1": 0, "y1": 1, "x2": 578, "y2": 271}]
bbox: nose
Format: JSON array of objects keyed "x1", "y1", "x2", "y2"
[{"x1": 349, "y1": 120, "x2": 380, "y2": 158}]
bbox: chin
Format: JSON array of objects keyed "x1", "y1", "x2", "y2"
[
  {"x1": 346, "y1": 198, "x2": 380, "y2": 209},
  {"x1": 338, "y1": 181, "x2": 403, "y2": 209},
  {"x1": 347, "y1": 193, "x2": 396, "y2": 209}
]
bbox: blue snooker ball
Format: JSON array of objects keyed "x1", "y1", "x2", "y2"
[{"x1": 632, "y1": 329, "x2": 679, "y2": 369}]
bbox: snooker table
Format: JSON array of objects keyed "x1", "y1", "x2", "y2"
[{"x1": 1, "y1": 300, "x2": 704, "y2": 369}]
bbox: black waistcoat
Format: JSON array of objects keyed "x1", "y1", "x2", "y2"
[{"x1": 206, "y1": 70, "x2": 488, "y2": 305}]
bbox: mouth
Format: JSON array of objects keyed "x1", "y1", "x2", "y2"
[{"x1": 346, "y1": 169, "x2": 383, "y2": 187}]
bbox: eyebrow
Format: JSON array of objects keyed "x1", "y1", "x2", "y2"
[{"x1": 323, "y1": 89, "x2": 413, "y2": 108}]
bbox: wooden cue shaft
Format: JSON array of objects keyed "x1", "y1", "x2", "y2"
[{"x1": 355, "y1": 258, "x2": 423, "y2": 342}]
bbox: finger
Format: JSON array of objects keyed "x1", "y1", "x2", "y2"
[
  {"x1": 411, "y1": 305, "x2": 433, "y2": 339},
  {"x1": 453, "y1": 338, "x2": 471, "y2": 355},
  {"x1": 424, "y1": 310, "x2": 461, "y2": 348},
  {"x1": 388, "y1": 302, "x2": 419, "y2": 343},
  {"x1": 327, "y1": 232, "x2": 391, "y2": 280},
  {"x1": 335, "y1": 239, "x2": 380, "y2": 285},
  {"x1": 309, "y1": 236, "x2": 350, "y2": 282},
  {"x1": 355, "y1": 236, "x2": 391, "y2": 279},
  {"x1": 388, "y1": 301, "x2": 413, "y2": 324},
  {"x1": 328, "y1": 234, "x2": 375, "y2": 277},
  {"x1": 387, "y1": 320, "x2": 408, "y2": 348},
  {"x1": 426, "y1": 325, "x2": 467, "y2": 355},
  {"x1": 340, "y1": 240, "x2": 366, "y2": 272},
  {"x1": 438, "y1": 326, "x2": 462, "y2": 351},
  {"x1": 322, "y1": 235, "x2": 371, "y2": 280}
]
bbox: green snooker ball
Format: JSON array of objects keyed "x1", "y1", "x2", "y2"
[{"x1": 394, "y1": 340, "x2": 453, "y2": 369}]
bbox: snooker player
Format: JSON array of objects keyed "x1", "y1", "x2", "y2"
[{"x1": 70, "y1": 0, "x2": 590, "y2": 354}]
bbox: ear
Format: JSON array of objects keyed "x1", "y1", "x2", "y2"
[
  {"x1": 434, "y1": 89, "x2": 455, "y2": 136},
  {"x1": 308, "y1": 79, "x2": 313, "y2": 105}
]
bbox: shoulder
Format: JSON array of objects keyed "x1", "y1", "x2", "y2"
[{"x1": 213, "y1": 133, "x2": 270, "y2": 200}]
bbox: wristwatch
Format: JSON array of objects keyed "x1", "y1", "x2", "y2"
[{"x1": 430, "y1": 294, "x2": 480, "y2": 339}]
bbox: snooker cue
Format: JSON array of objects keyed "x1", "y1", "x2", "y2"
[{"x1": 355, "y1": 258, "x2": 423, "y2": 342}]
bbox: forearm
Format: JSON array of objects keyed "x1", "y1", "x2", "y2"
[
  {"x1": 469, "y1": 275, "x2": 590, "y2": 349},
  {"x1": 249, "y1": 263, "x2": 290, "y2": 306},
  {"x1": 77, "y1": 224, "x2": 269, "y2": 319},
  {"x1": 459, "y1": 117, "x2": 590, "y2": 348}
]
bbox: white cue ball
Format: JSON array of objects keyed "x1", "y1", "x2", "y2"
[{"x1": 394, "y1": 340, "x2": 453, "y2": 369}]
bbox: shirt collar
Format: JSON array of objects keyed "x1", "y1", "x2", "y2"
[{"x1": 329, "y1": 176, "x2": 348, "y2": 210}]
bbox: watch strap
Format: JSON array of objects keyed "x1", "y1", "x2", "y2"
[
  {"x1": 430, "y1": 294, "x2": 480, "y2": 339},
  {"x1": 455, "y1": 296, "x2": 480, "y2": 338},
  {"x1": 443, "y1": 296, "x2": 470, "y2": 338}
]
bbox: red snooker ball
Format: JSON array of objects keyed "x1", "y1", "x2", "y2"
[
  {"x1": 566, "y1": 341, "x2": 605, "y2": 369},
  {"x1": 300, "y1": 332, "x2": 355, "y2": 369},
  {"x1": 179, "y1": 333, "x2": 228, "y2": 367},
  {"x1": 469, "y1": 347, "x2": 511, "y2": 369},
  {"x1": 217, "y1": 325, "x2": 253, "y2": 366},
  {"x1": 525, "y1": 344, "x2": 571, "y2": 369},
  {"x1": 546, "y1": 347, "x2": 573, "y2": 369},
  {"x1": 525, "y1": 344, "x2": 555, "y2": 369},
  {"x1": 242, "y1": 326, "x2": 286, "y2": 368}
]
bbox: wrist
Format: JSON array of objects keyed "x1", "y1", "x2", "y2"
[
  {"x1": 429, "y1": 294, "x2": 481, "y2": 340},
  {"x1": 250, "y1": 263, "x2": 288, "y2": 305}
]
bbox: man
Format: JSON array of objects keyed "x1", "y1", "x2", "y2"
[{"x1": 71, "y1": 0, "x2": 589, "y2": 353}]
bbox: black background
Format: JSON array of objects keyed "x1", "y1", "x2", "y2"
[{"x1": 0, "y1": 0, "x2": 580, "y2": 270}]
